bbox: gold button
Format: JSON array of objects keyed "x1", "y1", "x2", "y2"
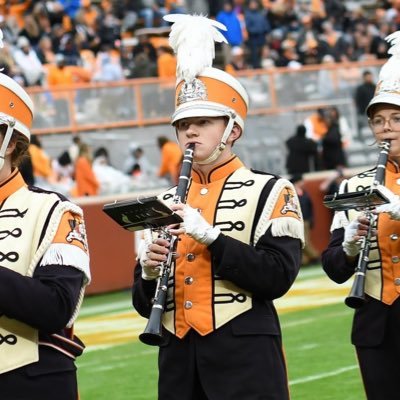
[
  {"x1": 391, "y1": 234, "x2": 399, "y2": 241},
  {"x1": 184, "y1": 301, "x2": 193, "y2": 309},
  {"x1": 395, "y1": 278, "x2": 400, "y2": 286},
  {"x1": 184, "y1": 276, "x2": 194, "y2": 285},
  {"x1": 200, "y1": 188, "x2": 208, "y2": 195},
  {"x1": 186, "y1": 253, "x2": 195, "y2": 261},
  {"x1": 392, "y1": 256, "x2": 400, "y2": 263}
]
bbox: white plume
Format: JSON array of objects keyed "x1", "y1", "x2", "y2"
[
  {"x1": 163, "y1": 14, "x2": 227, "y2": 82},
  {"x1": 378, "y1": 31, "x2": 400, "y2": 81}
]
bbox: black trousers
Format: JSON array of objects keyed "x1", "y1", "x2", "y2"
[
  {"x1": 158, "y1": 321, "x2": 289, "y2": 400},
  {"x1": 354, "y1": 297, "x2": 400, "y2": 400}
]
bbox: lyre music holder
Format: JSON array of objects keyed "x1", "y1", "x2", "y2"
[
  {"x1": 103, "y1": 196, "x2": 183, "y2": 232},
  {"x1": 323, "y1": 188, "x2": 389, "y2": 212}
]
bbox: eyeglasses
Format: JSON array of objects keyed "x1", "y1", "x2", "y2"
[{"x1": 369, "y1": 115, "x2": 400, "y2": 131}]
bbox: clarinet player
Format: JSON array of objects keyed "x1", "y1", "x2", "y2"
[
  {"x1": 322, "y1": 31, "x2": 400, "y2": 400},
  {"x1": 132, "y1": 14, "x2": 304, "y2": 400}
]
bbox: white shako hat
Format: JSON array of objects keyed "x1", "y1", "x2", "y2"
[
  {"x1": 163, "y1": 14, "x2": 249, "y2": 164},
  {"x1": 367, "y1": 31, "x2": 400, "y2": 116}
]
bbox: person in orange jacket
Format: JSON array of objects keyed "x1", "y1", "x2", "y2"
[
  {"x1": 157, "y1": 135, "x2": 182, "y2": 185},
  {"x1": 73, "y1": 142, "x2": 100, "y2": 196}
]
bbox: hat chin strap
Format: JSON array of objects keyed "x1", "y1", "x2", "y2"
[
  {"x1": 195, "y1": 111, "x2": 236, "y2": 165},
  {"x1": 0, "y1": 117, "x2": 16, "y2": 171}
]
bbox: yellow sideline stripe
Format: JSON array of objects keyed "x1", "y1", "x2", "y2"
[{"x1": 75, "y1": 274, "x2": 352, "y2": 348}]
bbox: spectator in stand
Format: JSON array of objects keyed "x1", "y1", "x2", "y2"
[
  {"x1": 28, "y1": 134, "x2": 55, "y2": 188},
  {"x1": 47, "y1": 53, "x2": 74, "y2": 87},
  {"x1": 276, "y1": 38, "x2": 302, "y2": 68},
  {"x1": 157, "y1": 135, "x2": 182, "y2": 185},
  {"x1": 92, "y1": 146, "x2": 132, "y2": 195},
  {"x1": 321, "y1": 106, "x2": 347, "y2": 171},
  {"x1": 216, "y1": 0, "x2": 244, "y2": 66},
  {"x1": 73, "y1": 142, "x2": 100, "y2": 197},
  {"x1": 51, "y1": 150, "x2": 75, "y2": 196},
  {"x1": 36, "y1": 35, "x2": 56, "y2": 65},
  {"x1": 13, "y1": 36, "x2": 44, "y2": 86},
  {"x1": 46, "y1": 53, "x2": 74, "y2": 125},
  {"x1": 92, "y1": 51, "x2": 125, "y2": 82},
  {"x1": 304, "y1": 108, "x2": 329, "y2": 170},
  {"x1": 318, "y1": 20, "x2": 350, "y2": 62},
  {"x1": 96, "y1": 7, "x2": 121, "y2": 48},
  {"x1": 123, "y1": 142, "x2": 154, "y2": 178},
  {"x1": 52, "y1": 150, "x2": 74, "y2": 183},
  {"x1": 131, "y1": 52, "x2": 158, "y2": 78},
  {"x1": 260, "y1": 43, "x2": 276, "y2": 69},
  {"x1": 156, "y1": 45, "x2": 176, "y2": 78},
  {"x1": 92, "y1": 51, "x2": 126, "y2": 118},
  {"x1": 0, "y1": 41, "x2": 24, "y2": 84},
  {"x1": 354, "y1": 70, "x2": 376, "y2": 137},
  {"x1": 286, "y1": 124, "x2": 318, "y2": 175},
  {"x1": 139, "y1": 0, "x2": 168, "y2": 28},
  {"x1": 0, "y1": 14, "x2": 18, "y2": 46},
  {"x1": 304, "y1": 108, "x2": 328, "y2": 144},
  {"x1": 19, "y1": 14, "x2": 42, "y2": 49},
  {"x1": 244, "y1": 0, "x2": 271, "y2": 69},
  {"x1": 225, "y1": 45, "x2": 248, "y2": 74},
  {"x1": 68, "y1": 135, "x2": 82, "y2": 163},
  {"x1": 44, "y1": 0, "x2": 81, "y2": 25},
  {"x1": 296, "y1": 14, "x2": 322, "y2": 65}
]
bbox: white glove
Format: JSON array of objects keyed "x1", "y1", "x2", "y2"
[
  {"x1": 137, "y1": 237, "x2": 160, "y2": 281},
  {"x1": 342, "y1": 219, "x2": 363, "y2": 257},
  {"x1": 183, "y1": 205, "x2": 221, "y2": 246},
  {"x1": 375, "y1": 185, "x2": 400, "y2": 220}
]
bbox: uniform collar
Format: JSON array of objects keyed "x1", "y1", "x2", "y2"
[
  {"x1": 0, "y1": 169, "x2": 26, "y2": 203},
  {"x1": 192, "y1": 155, "x2": 244, "y2": 184}
]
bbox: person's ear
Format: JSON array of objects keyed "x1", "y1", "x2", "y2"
[
  {"x1": 229, "y1": 123, "x2": 242, "y2": 143},
  {"x1": 5, "y1": 138, "x2": 16, "y2": 155}
]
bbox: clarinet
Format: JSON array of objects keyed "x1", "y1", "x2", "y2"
[
  {"x1": 139, "y1": 143, "x2": 195, "y2": 345},
  {"x1": 345, "y1": 140, "x2": 391, "y2": 309}
]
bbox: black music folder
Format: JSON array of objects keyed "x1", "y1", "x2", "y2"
[{"x1": 103, "y1": 196, "x2": 183, "y2": 232}]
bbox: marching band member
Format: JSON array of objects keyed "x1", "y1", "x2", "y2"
[
  {"x1": 0, "y1": 38, "x2": 91, "y2": 399},
  {"x1": 322, "y1": 31, "x2": 400, "y2": 400},
  {"x1": 132, "y1": 14, "x2": 304, "y2": 399}
]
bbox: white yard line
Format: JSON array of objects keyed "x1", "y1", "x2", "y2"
[{"x1": 289, "y1": 365, "x2": 358, "y2": 385}]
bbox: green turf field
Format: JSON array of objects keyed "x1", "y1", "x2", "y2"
[{"x1": 76, "y1": 266, "x2": 365, "y2": 399}]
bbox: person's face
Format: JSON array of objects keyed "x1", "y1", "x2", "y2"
[
  {"x1": 369, "y1": 104, "x2": 400, "y2": 159},
  {"x1": 175, "y1": 116, "x2": 239, "y2": 163}
]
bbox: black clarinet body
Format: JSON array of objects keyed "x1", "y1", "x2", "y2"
[
  {"x1": 139, "y1": 144, "x2": 195, "y2": 345},
  {"x1": 345, "y1": 140, "x2": 391, "y2": 309}
]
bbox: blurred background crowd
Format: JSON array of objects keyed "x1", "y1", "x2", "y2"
[
  {"x1": 0, "y1": 0, "x2": 398, "y2": 87},
  {"x1": 0, "y1": 0, "x2": 398, "y2": 202}
]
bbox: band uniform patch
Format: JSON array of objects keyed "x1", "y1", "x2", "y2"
[
  {"x1": 66, "y1": 216, "x2": 88, "y2": 251},
  {"x1": 271, "y1": 186, "x2": 301, "y2": 220}
]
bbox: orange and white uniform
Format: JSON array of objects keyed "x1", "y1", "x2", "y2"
[
  {"x1": 0, "y1": 168, "x2": 90, "y2": 398},
  {"x1": 328, "y1": 161, "x2": 400, "y2": 304},
  {"x1": 158, "y1": 156, "x2": 304, "y2": 337}
]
